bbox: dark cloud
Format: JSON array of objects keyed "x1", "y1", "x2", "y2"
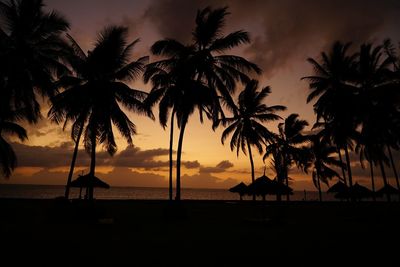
[
  {"x1": 12, "y1": 143, "x2": 168, "y2": 169},
  {"x1": 101, "y1": 167, "x2": 167, "y2": 187},
  {"x1": 216, "y1": 160, "x2": 234, "y2": 169},
  {"x1": 183, "y1": 160, "x2": 201, "y2": 169},
  {"x1": 242, "y1": 0, "x2": 399, "y2": 75},
  {"x1": 11, "y1": 143, "x2": 204, "y2": 171},
  {"x1": 199, "y1": 160, "x2": 234, "y2": 173},
  {"x1": 114, "y1": 146, "x2": 170, "y2": 169},
  {"x1": 182, "y1": 172, "x2": 238, "y2": 189},
  {"x1": 11, "y1": 142, "x2": 109, "y2": 168},
  {"x1": 144, "y1": 0, "x2": 400, "y2": 75},
  {"x1": 6, "y1": 167, "x2": 168, "y2": 187},
  {"x1": 144, "y1": 0, "x2": 205, "y2": 43}
]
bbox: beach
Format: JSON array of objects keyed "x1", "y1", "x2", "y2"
[{"x1": 1, "y1": 199, "x2": 399, "y2": 266}]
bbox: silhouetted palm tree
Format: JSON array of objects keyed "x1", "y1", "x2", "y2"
[
  {"x1": 309, "y1": 133, "x2": 342, "y2": 201},
  {"x1": 190, "y1": 6, "x2": 261, "y2": 114},
  {"x1": 382, "y1": 39, "x2": 400, "y2": 196},
  {"x1": 49, "y1": 26, "x2": 151, "y2": 200},
  {"x1": 144, "y1": 43, "x2": 193, "y2": 201},
  {"x1": 264, "y1": 114, "x2": 309, "y2": 201},
  {"x1": 0, "y1": 0, "x2": 69, "y2": 122},
  {"x1": 355, "y1": 43, "x2": 395, "y2": 201},
  {"x1": 219, "y1": 80, "x2": 285, "y2": 200},
  {"x1": 145, "y1": 60, "x2": 216, "y2": 201},
  {"x1": 302, "y1": 42, "x2": 358, "y2": 189},
  {"x1": 147, "y1": 6, "x2": 260, "y2": 201}
]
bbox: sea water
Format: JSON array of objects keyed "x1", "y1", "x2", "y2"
[{"x1": 0, "y1": 184, "x2": 337, "y2": 201}]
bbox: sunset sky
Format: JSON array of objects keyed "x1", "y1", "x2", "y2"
[{"x1": 3, "y1": 0, "x2": 400, "y2": 190}]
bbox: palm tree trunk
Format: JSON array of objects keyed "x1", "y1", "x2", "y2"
[
  {"x1": 387, "y1": 146, "x2": 400, "y2": 199},
  {"x1": 175, "y1": 116, "x2": 187, "y2": 201},
  {"x1": 369, "y1": 159, "x2": 376, "y2": 202},
  {"x1": 285, "y1": 168, "x2": 290, "y2": 201},
  {"x1": 316, "y1": 169, "x2": 322, "y2": 202},
  {"x1": 88, "y1": 132, "x2": 96, "y2": 200},
  {"x1": 276, "y1": 177, "x2": 282, "y2": 202},
  {"x1": 379, "y1": 159, "x2": 391, "y2": 202},
  {"x1": 344, "y1": 145, "x2": 353, "y2": 187},
  {"x1": 337, "y1": 146, "x2": 347, "y2": 186},
  {"x1": 168, "y1": 111, "x2": 175, "y2": 201},
  {"x1": 64, "y1": 124, "x2": 84, "y2": 199},
  {"x1": 246, "y1": 138, "x2": 256, "y2": 201}
]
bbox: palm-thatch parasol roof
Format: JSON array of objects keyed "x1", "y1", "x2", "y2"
[
  {"x1": 327, "y1": 181, "x2": 348, "y2": 193},
  {"x1": 335, "y1": 183, "x2": 372, "y2": 199},
  {"x1": 247, "y1": 174, "x2": 293, "y2": 197},
  {"x1": 229, "y1": 182, "x2": 248, "y2": 200},
  {"x1": 376, "y1": 184, "x2": 399, "y2": 196},
  {"x1": 229, "y1": 182, "x2": 248, "y2": 195},
  {"x1": 70, "y1": 174, "x2": 110, "y2": 189}
]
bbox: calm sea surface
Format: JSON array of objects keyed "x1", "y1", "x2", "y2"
[{"x1": 0, "y1": 184, "x2": 337, "y2": 201}]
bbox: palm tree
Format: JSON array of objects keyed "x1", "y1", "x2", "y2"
[
  {"x1": 144, "y1": 43, "x2": 193, "y2": 201},
  {"x1": 302, "y1": 42, "x2": 358, "y2": 189},
  {"x1": 190, "y1": 6, "x2": 261, "y2": 112},
  {"x1": 0, "y1": 105, "x2": 27, "y2": 178},
  {"x1": 264, "y1": 114, "x2": 309, "y2": 201},
  {"x1": 309, "y1": 133, "x2": 342, "y2": 201},
  {"x1": 355, "y1": 43, "x2": 395, "y2": 201},
  {"x1": 49, "y1": 26, "x2": 152, "y2": 200},
  {"x1": 382, "y1": 39, "x2": 400, "y2": 196},
  {"x1": 145, "y1": 62, "x2": 216, "y2": 201},
  {"x1": 219, "y1": 80, "x2": 286, "y2": 200},
  {"x1": 0, "y1": 0, "x2": 70, "y2": 123},
  {"x1": 147, "y1": 6, "x2": 260, "y2": 201}
]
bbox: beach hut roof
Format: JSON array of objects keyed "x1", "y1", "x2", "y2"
[
  {"x1": 229, "y1": 182, "x2": 248, "y2": 195},
  {"x1": 376, "y1": 184, "x2": 399, "y2": 195},
  {"x1": 70, "y1": 174, "x2": 110, "y2": 189},
  {"x1": 247, "y1": 174, "x2": 293, "y2": 196},
  {"x1": 351, "y1": 183, "x2": 373, "y2": 195},
  {"x1": 327, "y1": 181, "x2": 348, "y2": 193},
  {"x1": 335, "y1": 183, "x2": 372, "y2": 199}
]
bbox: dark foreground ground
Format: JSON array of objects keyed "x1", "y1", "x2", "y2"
[{"x1": 0, "y1": 199, "x2": 399, "y2": 266}]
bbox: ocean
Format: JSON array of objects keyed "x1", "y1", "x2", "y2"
[{"x1": 0, "y1": 184, "x2": 336, "y2": 201}]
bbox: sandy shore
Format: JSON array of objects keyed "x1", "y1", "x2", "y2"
[{"x1": 0, "y1": 199, "x2": 399, "y2": 266}]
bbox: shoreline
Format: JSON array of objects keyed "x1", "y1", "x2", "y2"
[{"x1": 1, "y1": 198, "x2": 399, "y2": 266}]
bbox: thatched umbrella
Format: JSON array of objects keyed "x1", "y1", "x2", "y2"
[
  {"x1": 351, "y1": 183, "x2": 373, "y2": 199},
  {"x1": 335, "y1": 183, "x2": 373, "y2": 200},
  {"x1": 247, "y1": 174, "x2": 293, "y2": 201},
  {"x1": 70, "y1": 174, "x2": 110, "y2": 199},
  {"x1": 247, "y1": 175, "x2": 273, "y2": 201},
  {"x1": 229, "y1": 182, "x2": 248, "y2": 200},
  {"x1": 376, "y1": 184, "x2": 399, "y2": 197},
  {"x1": 327, "y1": 181, "x2": 348, "y2": 194}
]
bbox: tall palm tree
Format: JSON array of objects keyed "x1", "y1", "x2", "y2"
[
  {"x1": 144, "y1": 43, "x2": 193, "y2": 201},
  {"x1": 49, "y1": 26, "x2": 152, "y2": 200},
  {"x1": 219, "y1": 80, "x2": 286, "y2": 200},
  {"x1": 382, "y1": 39, "x2": 400, "y2": 196},
  {"x1": 190, "y1": 6, "x2": 261, "y2": 114},
  {"x1": 264, "y1": 114, "x2": 309, "y2": 201},
  {"x1": 302, "y1": 42, "x2": 358, "y2": 189},
  {"x1": 145, "y1": 62, "x2": 216, "y2": 201},
  {"x1": 355, "y1": 43, "x2": 395, "y2": 201},
  {"x1": 309, "y1": 133, "x2": 342, "y2": 201},
  {"x1": 147, "y1": 6, "x2": 260, "y2": 201},
  {"x1": 0, "y1": 0, "x2": 70, "y2": 122}
]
